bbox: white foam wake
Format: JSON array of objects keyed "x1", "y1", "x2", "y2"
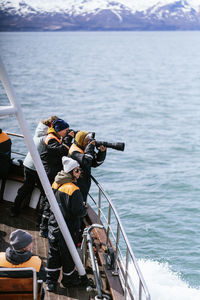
[{"x1": 136, "y1": 259, "x2": 200, "y2": 300}]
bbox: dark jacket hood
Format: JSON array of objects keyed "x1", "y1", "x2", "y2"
[{"x1": 5, "y1": 247, "x2": 32, "y2": 265}]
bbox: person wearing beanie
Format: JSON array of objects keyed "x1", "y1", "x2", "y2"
[
  {"x1": 0, "y1": 229, "x2": 46, "y2": 284},
  {"x1": 52, "y1": 119, "x2": 69, "y2": 133},
  {"x1": 46, "y1": 157, "x2": 87, "y2": 292},
  {"x1": 0, "y1": 128, "x2": 12, "y2": 180},
  {"x1": 39, "y1": 118, "x2": 75, "y2": 238},
  {"x1": 69, "y1": 130, "x2": 107, "y2": 203},
  {"x1": 40, "y1": 118, "x2": 73, "y2": 184},
  {"x1": 10, "y1": 116, "x2": 59, "y2": 217}
]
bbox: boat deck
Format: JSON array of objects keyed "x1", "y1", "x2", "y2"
[{"x1": 0, "y1": 200, "x2": 98, "y2": 300}]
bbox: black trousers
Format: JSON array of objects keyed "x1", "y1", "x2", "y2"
[
  {"x1": 46, "y1": 230, "x2": 76, "y2": 283},
  {"x1": 39, "y1": 168, "x2": 59, "y2": 232},
  {"x1": 13, "y1": 166, "x2": 44, "y2": 213},
  {"x1": 0, "y1": 159, "x2": 10, "y2": 179}
]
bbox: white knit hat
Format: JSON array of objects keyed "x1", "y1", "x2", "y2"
[{"x1": 62, "y1": 156, "x2": 80, "y2": 173}]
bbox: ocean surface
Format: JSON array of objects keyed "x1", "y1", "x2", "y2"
[{"x1": 1, "y1": 31, "x2": 200, "y2": 299}]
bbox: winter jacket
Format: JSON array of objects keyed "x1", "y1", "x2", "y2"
[
  {"x1": 40, "y1": 129, "x2": 69, "y2": 183},
  {"x1": 48, "y1": 171, "x2": 87, "y2": 244},
  {"x1": 23, "y1": 122, "x2": 48, "y2": 171},
  {"x1": 0, "y1": 247, "x2": 46, "y2": 281},
  {"x1": 69, "y1": 142, "x2": 106, "y2": 202}
]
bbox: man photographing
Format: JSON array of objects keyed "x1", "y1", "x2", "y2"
[{"x1": 69, "y1": 131, "x2": 107, "y2": 203}]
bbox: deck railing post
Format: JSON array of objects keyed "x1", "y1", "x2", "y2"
[
  {"x1": 139, "y1": 281, "x2": 142, "y2": 300},
  {"x1": 106, "y1": 204, "x2": 111, "y2": 248},
  {"x1": 113, "y1": 222, "x2": 120, "y2": 275},
  {"x1": 98, "y1": 188, "x2": 101, "y2": 222},
  {"x1": 124, "y1": 247, "x2": 129, "y2": 299}
]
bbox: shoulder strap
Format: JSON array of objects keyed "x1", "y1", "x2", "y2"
[
  {"x1": 45, "y1": 133, "x2": 61, "y2": 145},
  {"x1": 69, "y1": 143, "x2": 84, "y2": 155}
]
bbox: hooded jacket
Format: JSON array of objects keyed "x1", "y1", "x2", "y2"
[
  {"x1": 69, "y1": 132, "x2": 106, "y2": 202},
  {"x1": 40, "y1": 128, "x2": 69, "y2": 183},
  {"x1": 0, "y1": 247, "x2": 46, "y2": 280},
  {"x1": 48, "y1": 171, "x2": 87, "y2": 244},
  {"x1": 23, "y1": 122, "x2": 48, "y2": 171}
]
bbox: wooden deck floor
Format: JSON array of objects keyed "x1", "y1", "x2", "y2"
[{"x1": 0, "y1": 200, "x2": 97, "y2": 300}]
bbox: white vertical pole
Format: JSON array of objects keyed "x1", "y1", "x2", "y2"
[{"x1": 0, "y1": 57, "x2": 86, "y2": 276}]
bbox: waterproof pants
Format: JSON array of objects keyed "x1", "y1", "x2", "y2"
[{"x1": 46, "y1": 230, "x2": 76, "y2": 284}]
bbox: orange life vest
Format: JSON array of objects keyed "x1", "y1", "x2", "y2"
[
  {"x1": 45, "y1": 133, "x2": 61, "y2": 145},
  {"x1": 69, "y1": 143, "x2": 84, "y2": 155},
  {"x1": 0, "y1": 131, "x2": 10, "y2": 143},
  {"x1": 0, "y1": 252, "x2": 41, "y2": 272},
  {"x1": 52, "y1": 182, "x2": 79, "y2": 196}
]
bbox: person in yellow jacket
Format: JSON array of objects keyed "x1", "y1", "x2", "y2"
[
  {"x1": 0, "y1": 128, "x2": 12, "y2": 179},
  {"x1": 0, "y1": 229, "x2": 46, "y2": 282}
]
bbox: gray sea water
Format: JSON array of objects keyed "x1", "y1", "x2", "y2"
[{"x1": 1, "y1": 31, "x2": 200, "y2": 299}]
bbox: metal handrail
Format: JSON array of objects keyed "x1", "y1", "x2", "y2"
[
  {"x1": 6, "y1": 132, "x2": 24, "y2": 138},
  {"x1": 90, "y1": 175, "x2": 151, "y2": 300}
]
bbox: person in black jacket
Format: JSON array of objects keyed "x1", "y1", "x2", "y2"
[
  {"x1": 46, "y1": 156, "x2": 87, "y2": 292},
  {"x1": 0, "y1": 129, "x2": 12, "y2": 179},
  {"x1": 0, "y1": 229, "x2": 46, "y2": 299},
  {"x1": 10, "y1": 116, "x2": 59, "y2": 217},
  {"x1": 39, "y1": 119, "x2": 74, "y2": 237},
  {"x1": 69, "y1": 131, "x2": 106, "y2": 203},
  {"x1": 0, "y1": 229, "x2": 46, "y2": 280},
  {"x1": 40, "y1": 118, "x2": 74, "y2": 184}
]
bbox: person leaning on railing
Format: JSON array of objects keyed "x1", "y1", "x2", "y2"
[{"x1": 69, "y1": 131, "x2": 107, "y2": 203}]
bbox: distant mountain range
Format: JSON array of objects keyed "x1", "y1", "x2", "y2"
[{"x1": 1, "y1": 0, "x2": 200, "y2": 31}]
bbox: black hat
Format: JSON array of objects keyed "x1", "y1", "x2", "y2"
[
  {"x1": 10, "y1": 229, "x2": 33, "y2": 250},
  {"x1": 52, "y1": 119, "x2": 69, "y2": 132}
]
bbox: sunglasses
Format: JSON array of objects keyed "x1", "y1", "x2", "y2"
[{"x1": 74, "y1": 168, "x2": 81, "y2": 173}]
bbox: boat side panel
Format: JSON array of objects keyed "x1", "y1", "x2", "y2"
[{"x1": 3, "y1": 179, "x2": 41, "y2": 209}]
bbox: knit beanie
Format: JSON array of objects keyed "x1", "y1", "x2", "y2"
[
  {"x1": 10, "y1": 229, "x2": 33, "y2": 250},
  {"x1": 62, "y1": 156, "x2": 80, "y2": 173},
  {"x1": 75, "y1": 131, "x2": 88, "y2": 148},
  {"x1": 52, "y1": 119, "x2": 69, "y2": 132}
]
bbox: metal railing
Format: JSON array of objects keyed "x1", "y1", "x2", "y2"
[
  {"x1": 89, "y1": 175, "x2": 151, "y2": 300},
  {"x1": 7, "y1": 132, "x2": 26, "y2": 157}
]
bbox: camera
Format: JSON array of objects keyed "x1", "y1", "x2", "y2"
[{"x1": 87, "y1": 132, "x2": 125, "y2": 152}]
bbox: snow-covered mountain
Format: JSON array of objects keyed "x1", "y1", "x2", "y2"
[{"x1": 1, "y1": 0, "x2": 200, "y2": 31}]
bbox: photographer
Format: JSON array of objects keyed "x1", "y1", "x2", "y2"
[
  {"x1": 39, "y1": 119, "x2": 75, "y2": 237},
  {"x1": 69, "y1": 131, "x2": 106, "y2": 203}
]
